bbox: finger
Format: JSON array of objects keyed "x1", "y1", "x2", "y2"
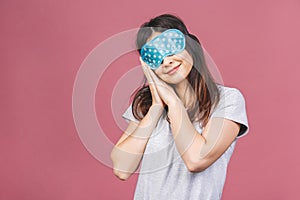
[
  {"x1": 147, "y1": 67, "x2": 176, "y2": 96},
  {"x1": 147, "y1": 67, "x2": 168, "y2": 89},
  {"x1": 147, "y1": 68, "x2": 160, "y2": 83},
  {"x1": 139, "y1": 56, "x2": 144, "y2": 63},
  {"x1": 140, "y1": 59, "x2": 154, "y2": 84},
  {"x1": 139, "y1": 57, "x2": 148, "y2": 67},
  {"x1": 139, "y1": 59, "x2": 161, "y2": 95}
]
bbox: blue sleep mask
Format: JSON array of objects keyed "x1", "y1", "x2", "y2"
[{"x1": 140, "y1": 29, "x2": 186, "y2": 69}]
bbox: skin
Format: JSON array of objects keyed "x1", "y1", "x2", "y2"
[{"x1": 110, "y1": 32, "x2": 241, "y2": 180}]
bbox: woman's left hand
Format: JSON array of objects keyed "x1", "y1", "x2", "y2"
[{"x1": 144, "y1": 66, "x2": 180, "y2": 106}]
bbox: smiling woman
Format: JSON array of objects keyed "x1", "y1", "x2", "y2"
[
  {"x1": 110, "y1": 13, "x2": 249, "y2": 200},
  {"x1": 152, "y1": 49, "x2": 193, "y2": 85}
]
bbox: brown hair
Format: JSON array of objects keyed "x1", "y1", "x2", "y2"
[{"x1": 131, "y1": 14, "x2": 221, "y2": 127}]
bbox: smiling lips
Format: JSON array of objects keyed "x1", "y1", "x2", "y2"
[{"x1": 167, "y1": 64, "x2": 181, "y2": 74}]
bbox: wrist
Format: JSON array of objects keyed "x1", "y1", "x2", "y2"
[
  {"x1": 149, "y1": 105, "x2": 164, "y2": 117},
  {"x1": 167, "y1": 98, "x2": 186, "y2": 124},
  {"x1": 168, "y1": 97, "x2": 184, "y2": 109}
]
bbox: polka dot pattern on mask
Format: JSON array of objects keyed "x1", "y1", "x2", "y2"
[{"x1": 141, "y1": 29, "x2": 186, "y2": 69}]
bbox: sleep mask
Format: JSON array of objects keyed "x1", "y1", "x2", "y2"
[{"x1": 140, "y1": 29, "x2": 186, "y2": 69}]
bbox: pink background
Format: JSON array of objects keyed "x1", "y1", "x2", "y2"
[{"x1": 1, "y1": 0, "x2": 299, "y2": 199}]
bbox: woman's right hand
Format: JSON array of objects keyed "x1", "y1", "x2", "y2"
[
  {"x1": 110, "y1": 58, "x2": 166, "y2": 181},
  {"x1": 139, "y1": 57, "x2": 165, "y2": 113}
]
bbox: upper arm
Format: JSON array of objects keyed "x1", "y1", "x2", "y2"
[
  {"x1": 188, "y1": 88, "x2": 249, "y2": 172},
  {"x1": 194, "y1": 117, "x2": 241, "y2": 171}
]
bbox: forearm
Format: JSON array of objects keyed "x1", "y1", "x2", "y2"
[
  {"x1": 167, "y1": 99, "x2": 207, "y2": 172},
  {"x1": 111, "y1": 106, "x2": 163, "y2": 180}
]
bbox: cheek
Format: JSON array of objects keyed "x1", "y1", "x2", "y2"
[
  {"x1": 182, "y1": 55, "x2": 193, "y2": 74},
  {"x1": 155, "y1": 70, "x2": 169, "y2": 81},
  {"x1": 183, "y1": 52, "x2": 193, "y2": 66},
  {"x1": 154, "y1": 68, "x2": 163, "y2": 77},
  {"x1": 182, "y1": 66, "x2": 192, "y2": 78}
]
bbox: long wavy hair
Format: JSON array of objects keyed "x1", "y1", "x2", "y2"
[{"x1": 131, "y1": 14, "x2": 221, "y2": 127}]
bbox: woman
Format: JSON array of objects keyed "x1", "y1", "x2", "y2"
[{"x1": 110, "y1": 14, "x2": 249, "y2": 200}]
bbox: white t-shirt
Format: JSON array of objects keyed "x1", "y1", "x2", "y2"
[{"x1": 122, "y1": 84, "x2": 249, "y2": 200}]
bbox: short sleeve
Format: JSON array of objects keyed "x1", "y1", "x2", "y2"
[
  {"x1": 210, "y1": 88, "x2": 249, "y2": 139},
  {"x1": 122, "y1": 103, "x2": 140, "y2": 123}
]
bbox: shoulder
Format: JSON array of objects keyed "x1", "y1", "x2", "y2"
[
  {"x1": 216, "y1": 84, "x2": 245, "y2": 97},
  {"x1": 214, "y1": 84, "x2": 247, "y2": 109},
  {"x1": 212, "y1": 84, "x2": 249, "y2": 138},
  {"x1": 215, "y1": 84, "x2": 246, "y2": 107}
]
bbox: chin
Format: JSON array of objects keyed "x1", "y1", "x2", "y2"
[
  {"x1": 164, "y1": 77, "x2": 187, "y2": 85},
  {"x1": 158, "y1": 68, "x2": 191, "y2": 85}
]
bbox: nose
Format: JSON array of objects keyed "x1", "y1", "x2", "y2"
[{"x1": 162, "y1": 55, "x2": 174, "y2": 66}]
